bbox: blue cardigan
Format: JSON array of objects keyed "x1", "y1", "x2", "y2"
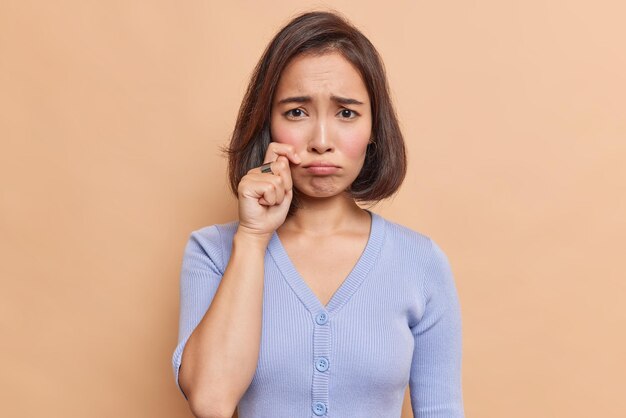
[{"x1": 173, "y1": 210, "x2": 465, "y2": 417}]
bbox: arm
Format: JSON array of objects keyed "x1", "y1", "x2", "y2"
[
  {"x1": 172, "y1": 226, "x2": 270, "y2": 418},
  {"x1": 172, "y1": 143, "x2": 299, "y2": 418},
  {"x1": 409, "y1": 239, "x2": 465, "y2": 418}
]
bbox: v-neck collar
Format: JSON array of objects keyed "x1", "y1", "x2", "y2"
[{"x1": 267, "y1": 209, "x2": 386, "y2": 315}]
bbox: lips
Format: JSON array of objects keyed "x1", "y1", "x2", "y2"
[
  {"x1": 303, "y1": 161, "x2": 340, "y2": 175},
  {"x1": 302, "y1": 161, "x2": 340, "y2": 168}
]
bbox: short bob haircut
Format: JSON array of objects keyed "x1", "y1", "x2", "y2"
[{"x1": 224, "y1": 10, "x2": 406, "y2": 216}]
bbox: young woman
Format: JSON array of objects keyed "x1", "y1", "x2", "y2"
[{"x1": 173, "y1": 11, "x2": 465, "y2": 418}]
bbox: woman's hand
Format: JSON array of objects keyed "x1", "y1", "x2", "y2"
[{"x1": 236, "y1": 142, "x2": 301, "y2": 241}]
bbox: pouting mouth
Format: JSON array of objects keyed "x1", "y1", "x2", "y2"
[{"x1": 302, "y1": 161, "x2": 340, "y2": 168}]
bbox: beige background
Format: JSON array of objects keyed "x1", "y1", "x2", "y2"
[{"x1": 1, "y1": 1, "x2": 624, "y2": 417}]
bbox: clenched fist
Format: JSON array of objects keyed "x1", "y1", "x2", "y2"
[{"x1": 236, "y1": 142, "x2": 301, "y2": 241}]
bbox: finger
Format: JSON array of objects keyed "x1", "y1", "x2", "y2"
[
  {"x1": 273, "y1": 170, "x2": 286, "y2": 204},
  {"x1": 264, "y1": 142, "x2": 302, "y2": 166},
  {"x1": 251, "y1": 167, "x2": 286, "y2": 204},
  {"x1": 256, "y1": 161, "x2": 273, "y2": 175},
  {"x1": 272, "y1": 156, "x2": 293, "y2": 192},
  {"x1": 239, "y1": 175, "x2": 279, "y2": 202},
  {"x1": 279, "y1": 187, "x2": 293, "y2": 208},
  {"x1": 259, "y1": 182, "x2": 277, "y2": 206},
  {"x1": 260, "y1": 184, "x2": 292, "y2": 207},
  {"x1": 255, "y1": 156, "x2": 291, "y2": 188},
  {"x1": 256, "y1": 160, "x2": 277, "y2": 175}
]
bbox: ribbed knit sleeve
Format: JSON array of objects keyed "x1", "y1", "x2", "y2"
[
  {"x1": 171, "y1": 226, "x2": 225, "y2": 400},
  {"x1": 410, "y1": 238, "x2": 465, "y2": 418}
]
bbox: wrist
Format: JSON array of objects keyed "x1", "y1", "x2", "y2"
[{"x1": 234, "y1": 228, "x2": 273, "y2": 250}]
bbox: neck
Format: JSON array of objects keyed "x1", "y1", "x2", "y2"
[{"x1": 281, "y1": 192, "x2": 368, "y2": 236}]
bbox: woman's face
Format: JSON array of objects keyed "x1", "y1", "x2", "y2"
[{"x1": 270, "y1": 51, "x2": 372, "y2": 200}]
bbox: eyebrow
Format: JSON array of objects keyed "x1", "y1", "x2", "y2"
[{"x1": 276, "y1": 95, "x2": 365, "y2": 106}]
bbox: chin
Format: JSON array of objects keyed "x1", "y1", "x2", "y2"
[
  {"x1": 295, "y1": 183, "x2": 353, "y2": 200},
  {"x1": 293, "y1": 174, "x2": 359, "y2": 200},
  {"x1": 297, "y1": 188, "x2": 338, "y2": 199}
]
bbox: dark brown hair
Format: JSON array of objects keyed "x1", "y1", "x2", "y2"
[{"x1": 223, "y1": 10, "x2": 407, "y2": 216}]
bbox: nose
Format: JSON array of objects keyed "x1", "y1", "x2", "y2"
[{"x1": 307, "y1": 118, "x2": 334, "y2": 154}]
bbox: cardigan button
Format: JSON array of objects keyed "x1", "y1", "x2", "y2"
[
  {"x1": 315, "y1": 312, "x2": 328, "y2": 325},
  {"x1": 312, "y1": 401, "x2": 327, "y2": 415},
  {"x1": 315, "y1": 357, "x2": 329, "y2": 372}
]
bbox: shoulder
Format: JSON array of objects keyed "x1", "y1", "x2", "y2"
[
  {"x1": 182, "y1": 220, "x2": 239, "y2": 274},
  {"x1": 377, "y1": 215, "x2": 458, "y2": 307},
  {"x1": 376, "y1": 214, "x2": 452, "y2": 278},
  {"x1": 377, "y1": 214, "x2": 438, "y2": 257},
  {"x1": 189, "y1": 220, "x2": 239, "y2": 246}
]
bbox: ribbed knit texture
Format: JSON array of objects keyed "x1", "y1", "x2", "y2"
[{"x1": 172, "y1": 210, "x2": 465, "y2": 417}]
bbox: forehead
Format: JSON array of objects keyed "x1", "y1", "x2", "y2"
[{"x1": 274, "y1": 51, "x2": 369, "y2": 101}]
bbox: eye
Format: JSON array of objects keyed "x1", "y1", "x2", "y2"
[
  {"x1": 284, "y1": 108, "x2": 307, "y2": 119},
  {"x1": 338, "y1": 109, "x2": 359, "y2": 119}
]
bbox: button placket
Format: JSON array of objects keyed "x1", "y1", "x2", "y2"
[{"x1": 311, "y1": 310, "x2": 330, "y2": 416}]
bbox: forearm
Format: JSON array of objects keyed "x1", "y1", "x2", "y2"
[{"x1": 179, "y1": 230, "x2": 270, "y2": 417}]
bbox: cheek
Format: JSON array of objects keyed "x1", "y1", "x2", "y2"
[
  {"x1": 342, "y1": 139, "x2": 369, "y2": 159},
  {"x1": 270, "y1": 115, "x2": 304, "y2": 147},
  {"x1": 340, "y1": 125, "x2": 371, "y2": 159}
]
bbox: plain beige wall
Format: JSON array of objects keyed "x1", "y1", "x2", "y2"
[{"x1": 1, "y1": 1, "x2": 625, "y2": 417}]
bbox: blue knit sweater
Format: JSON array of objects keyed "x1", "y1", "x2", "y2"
[{"x1": 172, "y1": 210, "x2": 465, "y2": 417}]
